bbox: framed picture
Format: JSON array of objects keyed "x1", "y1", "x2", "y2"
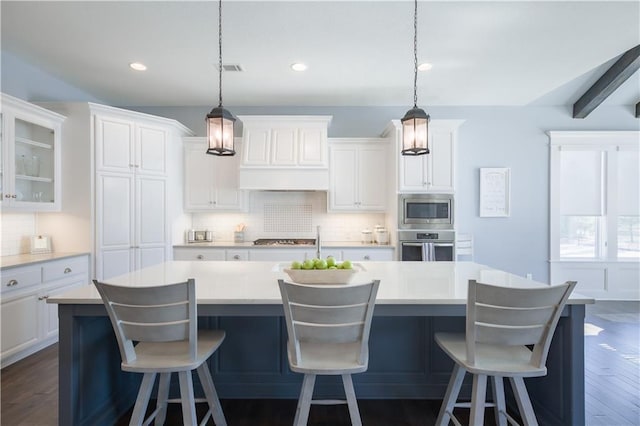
[{"x1": 480, "y1": 168, "x2": 510, "y2": 217}]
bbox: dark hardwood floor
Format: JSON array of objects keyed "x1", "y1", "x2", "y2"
[{"x1": 1, "y1": 301, "x2": 638, "y2": 425}]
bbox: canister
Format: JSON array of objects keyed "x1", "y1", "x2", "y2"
[{"x1": 361, "y1": 229, "x2": 373, "y2": 244}]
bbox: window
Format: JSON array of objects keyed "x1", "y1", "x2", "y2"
[{"x1": 550, "y1": 132, "x2": 640, "y2": 261}]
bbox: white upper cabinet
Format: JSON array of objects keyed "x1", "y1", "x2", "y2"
[
  {"x1": 239, "y1": 116, "x2": 331, "y2": 168},
  {"x1": 184, "y1": 138, "x2": 245, "y2": 211},
  {"x1": 95, "y1": 114, "x2": 168, "y2": 175},
  {"x1": 0, "y1": 93, "x2": 64, "y2": 211},
  {"x1": 328, "y1": 138, "x2": 388, "y2": 212},
  {"x1": 396, "y1": 120, "x2": 464, "y2": 193}
]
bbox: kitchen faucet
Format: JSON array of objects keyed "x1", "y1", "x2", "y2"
[{"x1": 316, "y1": 225, "x2": 321, "y2": 259}]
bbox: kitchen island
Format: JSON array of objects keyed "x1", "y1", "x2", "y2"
[{"x1": 49, "y1": 261, "x2": 592, "y2": 426}]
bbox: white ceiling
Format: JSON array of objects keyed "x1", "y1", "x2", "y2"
[{"x1": 2, "y1": 1, "x2": 639, "y2": 107}]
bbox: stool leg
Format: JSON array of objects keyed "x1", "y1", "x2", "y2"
[
  {"x1": 130, "y1": 372, "x2": 156, "y2": 426},
  {"x1": 491, "y1": 376, "x2": 507, "y2": 426},
  {"x1": 435, "y1": 364, "x2": 466, "y2": 426},
  {"x1": 155, "y1": 373, "x2": 171, "y2": 426},
  {"x1": 342, "y1": 374, "x2": 362, "y2": 426},
  {"x1": 178, "y1": 371, "x2": 196, "y2": 426},
  {"x1": 469, "y1": 374, "x2": 487, "y2": 426},
  {"x1": 197, "y1": 363, "x2": 227, "y2": 426},
  {"x1": 509, "y1": 377, "x2": 538, "y2": 426},
  {"x1": 294, "y1": 374, "x2": 316, "y2": 426}
]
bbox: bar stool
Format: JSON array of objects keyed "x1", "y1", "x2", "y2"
[
  {"x1": 278, "y1": 279, "x2": 380, "y2": 426},
  {"x1": 94, "y1": 279, "x2": 227, "y2": 426},
  {"x1": 435, "y1": 279, "x2": 576, "y2": 426}
]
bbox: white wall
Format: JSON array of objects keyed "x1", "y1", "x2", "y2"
[{"x1": 1, "y1": 213, "x2": 35, "y2": 256}]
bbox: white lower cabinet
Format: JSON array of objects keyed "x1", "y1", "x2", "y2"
[
  {"x1": 0, "y1": 254, "x2": 90, "y2": 368},
  {"x1": 340, "y1": 248, "x2": 394, "y2": 261},
  {"x1": 249, "y1": 249, "x2": 315, "y2": 262},
  {"x1": 173, "y1": 247, "x2": 226, "y2": 261}
]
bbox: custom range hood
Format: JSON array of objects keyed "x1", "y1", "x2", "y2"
[{"x1": 237, "y1": 116, "x2": 332, "y2": 191}]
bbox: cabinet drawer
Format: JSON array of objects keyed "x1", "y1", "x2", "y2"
[
  {"x1": 1, "y1": 267, "x2": 41, "y2": 294},
  {"x1": 226, "y1": 250, "x2": 249, "y2": 261},
  {"x1": 173, "y1": 248, "x2": 226, "y2": 261},
  {"x1": 42, "y1": 257, "x2": 89, "y2": 282}
]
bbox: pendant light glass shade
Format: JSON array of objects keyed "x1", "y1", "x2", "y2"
[
  {"x1": 401, "y1": 107, "x2": 430, "y2": 155},
  {"x1": 401, "y1": 0, "x2": 430, "y2": 156},
  {"x1": 206, "y1": 0, "x2": 236, "y2": 156},
  {"x1": 206, "y1": 106, "x2": 236, "y2": 156}
]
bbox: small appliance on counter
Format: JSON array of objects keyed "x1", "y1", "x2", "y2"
[{"x1": 186, "y1": 229, "x2": 213, "y2": 243}]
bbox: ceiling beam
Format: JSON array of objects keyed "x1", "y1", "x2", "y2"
[
  {"x1": 573, "y1": 44, "x2": 640, "y2": 118},
  {"x1": 636, "y1": 102, "x2": 640, "y2": 118}
]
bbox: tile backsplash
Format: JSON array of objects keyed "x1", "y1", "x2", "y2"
[
  {"x1": 1, "y1": 213, "x2": 36, "y2": 256},
  {"x1": 190, "y1": 191, "x2": 387, "y2": 243}
]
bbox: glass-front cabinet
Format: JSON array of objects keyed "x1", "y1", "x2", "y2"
[{"x1": 1, "y1": 93, "x2": 64, "y2": 211}]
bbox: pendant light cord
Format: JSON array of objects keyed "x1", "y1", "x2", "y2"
[
  {"x1": 218, "y1": 0, "x2": 223, "y2": 108},
  {"x1": 413, "y1": 0, "x2": 418, "y2": 109}
]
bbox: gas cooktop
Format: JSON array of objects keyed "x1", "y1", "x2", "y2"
[{"x1": 253, "y1": 238, "x2": 316, "y2": 246}]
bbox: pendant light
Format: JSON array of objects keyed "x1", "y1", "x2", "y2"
[
  {"x1": 206, "y1": 0, "x2": 236, "y2": 156},
  {"x1": 401, "y1": 0, "x2": 430, "y2": 156}
]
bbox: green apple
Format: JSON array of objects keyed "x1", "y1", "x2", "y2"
[
  {"x1": 302, "y1": 259, "x2": 314, "y2": 270},
  {"x1": 341, "y1": 260, "x2": 353, "y2": 270},
  {"x1": 290, "y1": 260, "x2": 302, "y2": 270},
  {"x1": 326, "y1": 256, "x2": 337, "y2": 268},
  {"x1": 328, "y1": 266, "x2": 338, "y2": 270},
  {"x1": 315, "y1": 259, "x2": 328, "y2": 270}
]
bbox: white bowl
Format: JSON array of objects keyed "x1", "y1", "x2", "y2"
[{"x1": 283, "y1": 268, "x2": 358, "y2": 285}]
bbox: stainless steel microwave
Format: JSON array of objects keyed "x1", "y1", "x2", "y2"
[{"x1": 398, "y1": 194, "x2": 454, "y2": 229}]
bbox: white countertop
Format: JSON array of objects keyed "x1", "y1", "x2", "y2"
[
  {"x1": 173, "y1": 241, "x2": 394, "y2": 249},
  {"x1": 48, "y1": 261, "x2": 593, "y2": 305},
  {"x1": 0, "y1": 252, "x2": 90, "y2": 269}
]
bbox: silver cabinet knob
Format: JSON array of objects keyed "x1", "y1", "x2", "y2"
[
  {"x1": 64, "y1": 267, "x2": 72, "y2": 274},
  {"x1": 364, "y1": 255, "x2": 371, "y2": 260},
  {"x1": 11, "y1": 194, "x2": 17, "y2": 198},
  {"x1": 197, "y1": 255, "x2": 204, "y2": 260},
  {"x1": 38, "y1": 295, "x2": 50, "y2": 301},
  {"x1": 233, "y1": 255, "x2": 240, "y2": 260},
  {"x1": 6, "y1": 279, "x2": 18, "y2": 287},
  {"x1": 4, "y1": 194, "x2": 10, "y2": 198}
]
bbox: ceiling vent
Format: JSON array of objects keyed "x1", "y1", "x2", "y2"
[{"x1": 218, "y1": 64, "x2": 244, "y2": 72}]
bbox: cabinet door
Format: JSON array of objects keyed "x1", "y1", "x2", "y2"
[
  {"x1": 184, "y1": 144, "x2": 215, "y2": 209},
  {"x1": 95, "y1": 115, "x2": 135, "y2": 173},
  {"x1": 136, "y1": 124, "x2": 167, "y2": 175},
  {"x1": 136, "y1": 246, "x2": 166, "y2": 270},
  {"x1": 136, "y1": 176, "x2": 167, "y2": 246},
  {"x1": 1, "y1": 293, "x2": 39, "y2": 359},
  {"x1": 214, "y1": 151, "x2": 244, "y2": 209},
  {"x1": 329, "y1": 145, "x2": 358, "y2": 210},
  {"x1": 242, "y1": 127, "x2": 271, "y2": 166},
  {"x1": 99, "y1": 248, "x2": 134, "y2": 280},
  {"x1": 0, "y1": 98, "x2": 63, "y2": 211},
  {"x1": 249, "y1": 249, "x2": 315, "y2": 262},
  {"x1": 298, "y1": 127, "x2": 327, "y2": 166},
  {"x1": 357, "y1": 146, "x2": 387, "y2": 210},
  {"x1": 96, "y1": 173, "x2": 134, "y2": 280},
  {"x1": 399, "y1": 155, "x2": 427, "y2": 192},
  {"x1": 428, "y1": 127, "x2": 454, "y2": 192}
]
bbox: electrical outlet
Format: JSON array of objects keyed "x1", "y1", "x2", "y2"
[{"x1": 526, "y1": 273, "x2": 533, "y2": 280}]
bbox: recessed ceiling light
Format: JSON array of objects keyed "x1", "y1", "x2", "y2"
[
  {"x1": 291, "y1": 63, "x2": 308, "y2": 72},
  {"x1": 418, "y1": 63, "x2": 433, "y2": 71},
  {"x1": 129, "y1": 62, "x2": 147, "y2": 71}
]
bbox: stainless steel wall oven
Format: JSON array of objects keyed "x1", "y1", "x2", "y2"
[{"x1": 399, "y1": 230, "x2": 455, "y2": 261}]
